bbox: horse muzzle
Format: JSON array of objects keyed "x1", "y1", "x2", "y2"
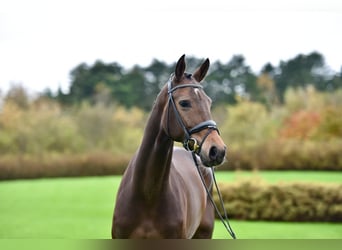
[
  {"x1": 182, "y1": 120, "x2": 227, "y2": 167},
  {"x1": 200, "y1": 141, "x2": 227, "y2": 167},
  {"x1": 184, "y1": 132, "x2": 227, "y2": 167}
]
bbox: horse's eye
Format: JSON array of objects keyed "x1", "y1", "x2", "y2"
[{"x1": 179, "y1": 100, "x2": 192, "y2": 108}]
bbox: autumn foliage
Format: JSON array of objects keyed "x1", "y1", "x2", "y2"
[
  {"x1": 1, "y1": 85, "x2": 342, "y2": 179},
  {"x1": 279, "y1": 110, "x2": 321, "y2": 140}
]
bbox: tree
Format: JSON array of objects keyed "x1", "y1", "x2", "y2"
[
  {"x1": 274, "y1": 52, "x2": 327, "y2": 102},
  {"x1": 257, "y1": 63, "x2": 278, "y2": 107},
  {"x1": 54, "y1": 52, "x2": 340, "y2": 109},
  {"x1": 143, "y1": 59, "x2": 171, "y2": 108},
  {"x1": 205, "y1": 55, "x2": 257, "y2": 105},
  {"x1": 5, "y1": 84, "x2": 30, "y2": 109},
  {"x1": 323, "y1": 66, "x2": 342, "y2": 91},
  {"x1": 113, "y1": 65, "x2": 146, "y2": 108},
  {"x1": 67, "y1": 60, "x2": 123, "y2": 104}
]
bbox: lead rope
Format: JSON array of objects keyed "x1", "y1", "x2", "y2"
[{"x1": 191, "y1": 152, "x2": 236, "y2": 239}]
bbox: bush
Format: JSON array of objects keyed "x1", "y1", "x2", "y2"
[
  {"x1": 314, "y1": 106, "x2": 342, "y2": 140},
  {"x1": 221, "y1": 140, "x2": 342, "y2": 171},
  {"x1": 0, "y1": 100, "x2": 85, "y2": 154},
  {"x1": 215, "y1": 179, "x2": 342, "y2": 222},
  {"x1": 0, "y1": 152, "x2": 130, "y2": 180},
  {"x1": 279, "y1": 110, "x2": 321, "y2": 140},
  {"x1": 1, "y1": 86, "x2": 342, "y2": 177},
  {"x1": 217, "y1": 101, "x2": 281, "y2": 148}
]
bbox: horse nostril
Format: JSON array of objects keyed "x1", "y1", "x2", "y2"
[
  {"x1": 209, "y1": 146, "x2": 218, "y2": 161},
  {"x1": 208, "y1": 146, "x2": 226, "y2": 165}
]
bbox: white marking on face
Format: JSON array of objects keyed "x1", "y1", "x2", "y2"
[{"x1": 194, "y1": 88, "x2": 200, "y2": 97}]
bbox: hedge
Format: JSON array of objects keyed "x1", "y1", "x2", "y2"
[
  {"x1": 1, "y1": 140, "x2": 342, "y2": 180},
  {"x1": 0, "y1": 152, "x2": 129, "y2": 180},
  {"x1": 220, "y1": 140, "x2": 342, "y2": 171},
  {"x1": 215, "y1": 180, "x2": 342, "y2": 222}
]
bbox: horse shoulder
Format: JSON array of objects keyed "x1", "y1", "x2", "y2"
[{"x1": 171, "y1": 147, "x2": 208, "y2": 237}]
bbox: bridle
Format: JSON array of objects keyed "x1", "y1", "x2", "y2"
[
  {"x1": 167, "y1": 74, "x2": 219, "y2": 155},
  {"x1": 166, "y1": 74, "x2": 236, "y2": 239}
]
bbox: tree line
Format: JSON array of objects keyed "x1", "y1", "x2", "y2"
[{"x1": 49, "y1": 51, "x2": 341, "y2": 110}]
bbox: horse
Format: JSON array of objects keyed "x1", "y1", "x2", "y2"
[{"x1": 111, "y1": 55, "x2": 227, "y2": 239}]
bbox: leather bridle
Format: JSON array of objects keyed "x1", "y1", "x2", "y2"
[{"x1": 167, "y1": 74, "x2": 219, "y2": 155}]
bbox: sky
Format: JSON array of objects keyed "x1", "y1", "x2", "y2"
[{"x1": 1, "y1": 0, "x2": 341, "y2": 95}]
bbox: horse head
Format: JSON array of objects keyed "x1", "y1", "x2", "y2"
[{"x1": 163, "y1": 54, "x2": 227, "y2": 167}]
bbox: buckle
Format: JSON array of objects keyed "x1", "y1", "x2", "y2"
[{"x1": 184, "y1": 138, "x2": 200, "y2": 153}]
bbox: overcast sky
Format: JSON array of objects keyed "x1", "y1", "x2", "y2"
[{"x1": 1, "y1": 0, "x2": 341, "y2": 94}]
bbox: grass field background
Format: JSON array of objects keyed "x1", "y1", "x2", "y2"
[{"x1": 0, "y1": 171, "x2": 341, "y2": 239}]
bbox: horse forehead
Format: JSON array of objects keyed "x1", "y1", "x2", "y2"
[
  {"x1": 178, "y1": 87, "x2": 204, "y2": 101},
  {"x1": 189, "y1": 87, "x2": 210, "y2": 103},
  {"x1": 193, "y1": 87, "x2": 210, "y2": 102},
  {"x1": 194, "y1": 88, "x2": 200, "y2": 97},
  {"x1": 173, "y1": 79, "x2": 209, "y2": 102}
]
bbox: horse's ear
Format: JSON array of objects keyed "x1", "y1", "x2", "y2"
[
  {"x1": 175, "y1": 54, "x2": 186, "y2": 81},
  {"x1": 193, "y1": 58, "x2": 210, "y2": 82}
]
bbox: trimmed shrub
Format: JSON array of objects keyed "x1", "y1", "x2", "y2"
[
  {"x1": 215, "y1": 180, "x2": 342, "y2": 222},
  {"x1": 1, "y1": 138, "x2": 342, "y2": 180},
  {"x1": 220, "y1": 140, "x2": 342, "y2": 171},
  {"x1": 0, "y1": 152, "x2": 130, "y2": 180}
]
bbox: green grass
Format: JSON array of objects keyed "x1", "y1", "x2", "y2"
[
  {"x1": 214, "y1": 220, "x2": 342, "y2": 239},
  {"x1": 0, "y1": 172, "x2": 341, "y2": 239},
  {"x1": 215, "y1": 170, "x2": 342, "y2": 183}
]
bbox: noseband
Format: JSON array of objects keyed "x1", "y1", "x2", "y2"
[{"x1": 167, "y1": 74, "x2": 219, "y2": 155}]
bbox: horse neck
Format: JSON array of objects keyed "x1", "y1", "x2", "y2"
[{"x1": 133, "y1": 87, "x2": 174, "y2": 201}]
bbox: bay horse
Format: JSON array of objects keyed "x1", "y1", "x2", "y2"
[{"x1": 112, "y1": 55, "x2": 227, "y2": 239}]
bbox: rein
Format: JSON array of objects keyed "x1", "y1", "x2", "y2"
[
  {"x1": 191, "y1": 153, "x2": 236, "y2": 239},
  {"x1": 167, "y1": 75, "x2": 236, "y2": 239}
]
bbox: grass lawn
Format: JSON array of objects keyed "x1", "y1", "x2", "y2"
[
  {"x1": 0, "y1": 172, "x2": 341, "y2": 239},
  {"x1": 215, "y1": 170, "x2": 342, "y2": 183}
]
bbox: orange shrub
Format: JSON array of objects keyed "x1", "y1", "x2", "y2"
[{"x1": 279, "y1": 110, "x2": 321, "y2": 140}]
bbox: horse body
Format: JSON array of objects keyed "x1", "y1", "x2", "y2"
[
  {"x1": 112, "y1": 55, "x2": 225, "y2": 239},
  {"x1": 113, "y1": 148, "x2": 212, "y2": 238}
]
